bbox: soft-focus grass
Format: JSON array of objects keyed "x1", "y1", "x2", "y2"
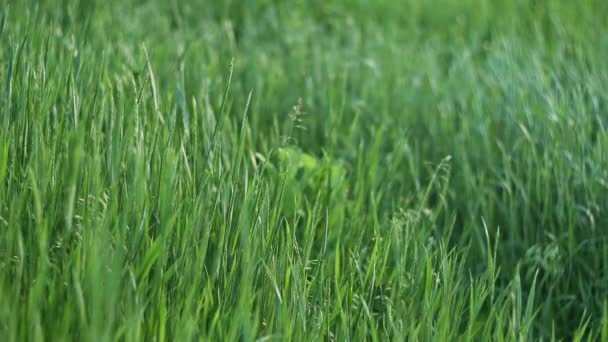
[{"x1": 1, "y1": 0, "x2": 608, "y2": 340}]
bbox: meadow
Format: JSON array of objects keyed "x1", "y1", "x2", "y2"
[{"x1": 1, "y1": 0, "x2": 608, "y2": 340}]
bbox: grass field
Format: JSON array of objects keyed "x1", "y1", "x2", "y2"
[{"x1": 2, "y1": 0, "x2": 608, "y2": 340}]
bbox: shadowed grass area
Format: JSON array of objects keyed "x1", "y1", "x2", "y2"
[{"x1": 1, "y1": 0, "x2": 608, "y2": 340}]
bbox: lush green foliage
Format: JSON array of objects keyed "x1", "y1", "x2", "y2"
[{"x1": 1, "y1": 0, "x2": 608, "y2": 340}]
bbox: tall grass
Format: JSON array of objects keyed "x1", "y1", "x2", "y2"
[{"x1": 1, "y1": 0, "x2": 608, "y2": 340}]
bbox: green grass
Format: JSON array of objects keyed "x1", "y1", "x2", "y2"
[{"x1": 2, "y1": 0, "x2": 608, "y2": 340}]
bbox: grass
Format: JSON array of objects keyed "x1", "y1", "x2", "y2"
[{"x1": 1, "y1": 0, "x2": 608, "y2": 340}]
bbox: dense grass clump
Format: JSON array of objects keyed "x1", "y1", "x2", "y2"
[{"x1": 2, "y1": 0, "x2": 608, "y2": 340}]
